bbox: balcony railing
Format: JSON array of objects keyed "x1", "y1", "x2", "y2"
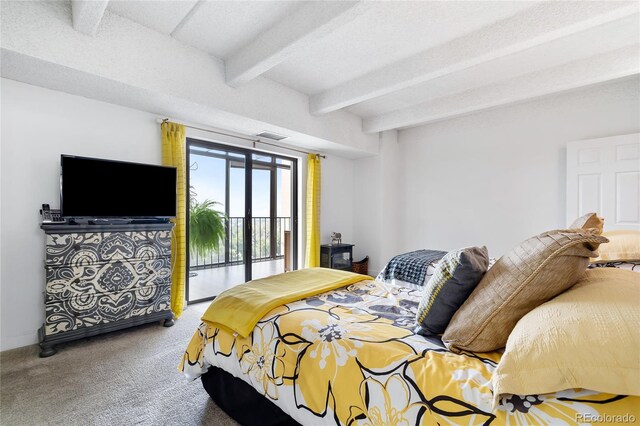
[{"x1": 190, "y1": 216, "x2": 291, "y2": 270}]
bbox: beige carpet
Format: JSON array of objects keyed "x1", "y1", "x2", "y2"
[{"x1": 0, "y1": 302, "x2": 238, "y2": 426}]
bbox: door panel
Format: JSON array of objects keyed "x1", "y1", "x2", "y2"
[
  {"x1": 187, "y1": 140, "x2": 298, "y2": 303},
  {"x1": 567, "y1": 133, "x2": 640, "y2": 229},
  {"x1": 187, "y1": 143, "x2": 249, "y2": 303},
  {"x1": 252, "y1": 154, "x2": 280, "y2": 281}
]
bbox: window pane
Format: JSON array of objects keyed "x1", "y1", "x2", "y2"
[
  {"x1": 229, "y1": 167, "x2": 245, "y2": 217},
  {"x1": 252, "y1": 153, "x2": 272, "y2": 163},
  {"x1": 252, "y1": 169, "x2": 270, "y2": 217},
  {"x1": 190, "y1": 146, "x2": 226, "y2": 157},
  {"x1": 276, "y1": 158, "x2": 292, "y2": 167},
  {"x1": 277, "y1": 168, "x2": 291, "y2": 218},
  {"x1": 189, "y1": 154, "x2": 226, "y2": 212},
  {"x1": 252, "y1": 168, "x2": 270, "y2": 261}
]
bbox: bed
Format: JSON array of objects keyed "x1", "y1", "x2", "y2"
[
  {"x1": 179, "y1": 271, "x2": 638, "y2": 425},
  {"x1": 180, "y1": 134, "x2": 640, "y2": 425}
]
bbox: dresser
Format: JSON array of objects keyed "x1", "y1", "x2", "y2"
[
  {"x1": 320, "y1": 244, "x2": 354, "y2": 271},
  {"x1": 39, "y1": 223, "x2": 174, "y2": 357}
]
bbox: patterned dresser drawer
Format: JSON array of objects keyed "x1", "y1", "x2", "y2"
[
  {"x1": 44, "y1": 284, "x2": 171, "y2": 335},
  {"x1": 45, "y1": 230, "x2": 171, "y2": 266},
  {"x1": 39, "y1": 223, "x2": 174, "y2": 356},
  {"x1": 45, "y1": 257, "x2": 171, "y2": 302}
]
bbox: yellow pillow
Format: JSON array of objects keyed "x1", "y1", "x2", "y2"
[
  {"x1": 492, "y1": 268, "x2": 640, "y2": 403},
  {"x1": 593, "y1": 230, "x2": 640, "y2": 262}
]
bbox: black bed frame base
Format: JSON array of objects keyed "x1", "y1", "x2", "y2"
[{"x1": 201, "y1": 367, "x2": 300, "y2": 426}]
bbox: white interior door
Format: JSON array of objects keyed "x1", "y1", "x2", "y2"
[{"x1": 566, "y1": 133, "x2": 640, "y2": 230}]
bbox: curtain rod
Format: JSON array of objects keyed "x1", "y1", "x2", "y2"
[{"x1": 160, "y1": 118, "x2": 326, "y2": 159}]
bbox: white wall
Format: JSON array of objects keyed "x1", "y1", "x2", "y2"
[
  {"x1": 1, "y1": 79, "x2": 162, "y2": 350},
  {"x1": 353, "y1": 154, "x2": 382, "y2": 271},
  {"x1": 0, "y1": 79, "x2": 355, "y2": 350},
  {"x1": 397, "y1": 76, "x2": 640, "y2": 258},
  {"x1": 352, "y1": 131, "x2": 401, "y2": 275},
  {"x1": 321, "y1": 156, "x2": 354, "y2": 246}
]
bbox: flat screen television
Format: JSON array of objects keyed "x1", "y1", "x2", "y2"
[{"x1": 60, "y1": 155, "x2": 177, "y2": 218}]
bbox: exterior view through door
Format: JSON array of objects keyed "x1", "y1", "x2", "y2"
[{"x1": 186, "y1": 139, "x2": 298, "y2": 303}]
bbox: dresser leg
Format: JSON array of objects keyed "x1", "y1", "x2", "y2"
[
  {"x1": 39, "y1": 344, "x2": 57, "y2": 358},
  {"x1": 163, "y1": 318, "x2": 175, "y2": 327}
]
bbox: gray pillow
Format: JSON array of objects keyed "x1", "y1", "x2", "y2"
[{"x1": 416, "y1": 246, "x2": 489, "y2": 335}]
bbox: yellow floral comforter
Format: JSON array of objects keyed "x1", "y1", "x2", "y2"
[{"x1": 180, "y1": 279, "x2": 638, "y2": 425}]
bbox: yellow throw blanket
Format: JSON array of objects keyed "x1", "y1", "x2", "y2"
[{"x1": 201, "y1": 267, "x2": 371, "y2": 337}]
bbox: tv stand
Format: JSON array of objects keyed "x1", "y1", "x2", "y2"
[
  {"x1": 88, "y1": 218, "x2": 130, "y2": 225},
  {"x1": 78, "y1": 218, "x2": 170, "y2": 225},
  {"x1": 129, "y1": 218, "x2": 170, "y2": 224},
  {"x1": 39, "y1": 222, "x2": 174, "y2": 357}
]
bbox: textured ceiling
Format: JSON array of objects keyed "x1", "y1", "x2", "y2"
[
  {"x1": 107, "y1": 0, "x2": 198, "y2": 34},
  {"x1": 8, "y1": 0, "x2": 640, "y2": 137},
  {"x1": 264, "y1": 1, "x2": 538, "y2": 94},
  {"x1": 102, "y1": 0, "x2": 639, "y2": 132},
  {"x1": 346, "y1": 13, "x2": 640, "y2": 118},
  {"x1": 172, "y1": 1, "x2": 302, "y2": 59}
]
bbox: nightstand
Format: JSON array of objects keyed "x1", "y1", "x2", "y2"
[{"x1": 320, "y1": 244, "x2": 354, "y2": 271}]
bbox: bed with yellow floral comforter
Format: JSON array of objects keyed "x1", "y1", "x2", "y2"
[{"x1": 180, "y1": 279, "x2": 638, "y2": 425}]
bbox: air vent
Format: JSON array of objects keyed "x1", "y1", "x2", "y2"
[{"x1": 256, "y1": 131, "x2": 288, "y2": 141}]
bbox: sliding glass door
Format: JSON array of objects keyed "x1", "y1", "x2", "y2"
[
  {"x1": 186, "y1": 139, "x2": 298, "y2": 303},
  {"x1": 250, "y1": 154, "x2": 298, "y2": 281}
]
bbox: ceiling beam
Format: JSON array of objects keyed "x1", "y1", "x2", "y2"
[
  {"x1": 1, "y1": 0, "x2": 378, "y2": 158},
  {"x1": 225, "y1": 1, "x2": 368, "y2": 87},
  {"x1": 71, "y1": 0, "x2": 109, "y2": 36},
  {"x1": 362, "y1": 46, "x2": 640, "y2": 133},
  {"x1": 311, "y1": 2, "x2": 639, "y2": 115}
]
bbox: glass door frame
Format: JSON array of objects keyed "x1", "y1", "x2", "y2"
[{"x1": 185, "y1": 138, "x2": 299, "y2": 304}]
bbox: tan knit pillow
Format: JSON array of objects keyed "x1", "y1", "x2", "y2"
[
  {"x1": 569, "y1": 212, "x2": 604, "y2": 234},
  {"x1": 442, "y1": 229, "x2": 609, "y2": 353}
]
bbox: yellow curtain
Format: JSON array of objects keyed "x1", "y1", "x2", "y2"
[
  {"x1": 161, "y1": 121, "x2": 187, "y2": 318},
  {"x1": 305, "y1": 154, "x2": 321, "y2": 268}
]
